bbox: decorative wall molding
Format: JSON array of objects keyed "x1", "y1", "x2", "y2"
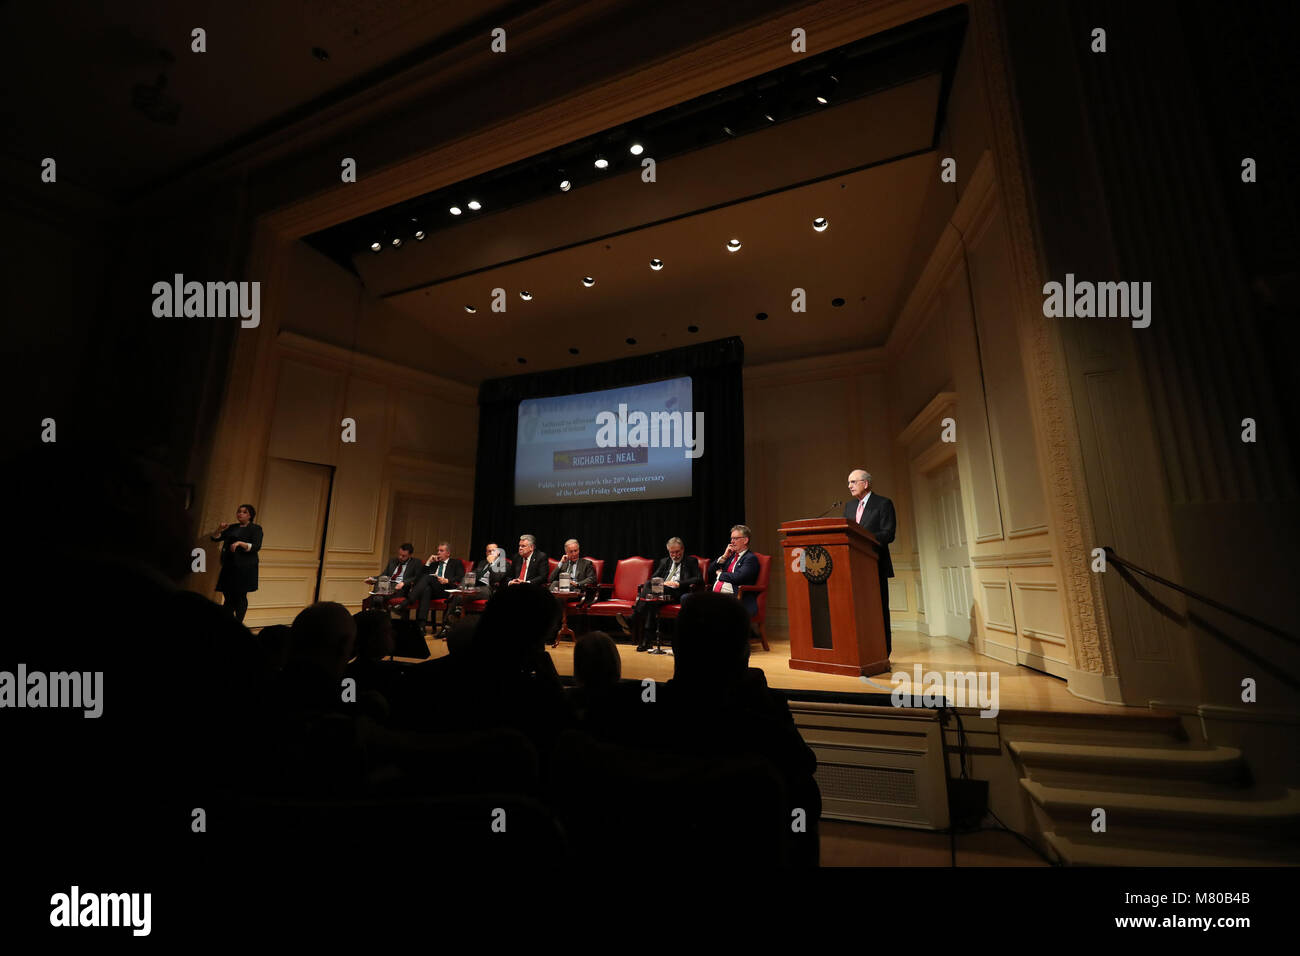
[
  {"x1": 744, "y1": 347, "x2": 889, "y2": 386},
  {"x1": 969, "y1": 0, "x2": 1115, "y2": 681},
  {"x1": 971, "y1": 549, "x2": 1053, "y2": 567},
  {"x1": 277, "y1": 330, "x2": 477, "y2": 403}
]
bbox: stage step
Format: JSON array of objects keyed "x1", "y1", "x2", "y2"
[
  {"x1": 1007, "y1": 740, "x2": 1247, "y2": 784},
  {"x1": 1020, "y1": 779, "x2": 1300, "y2": 829},
  {"x1": 1041, "y1": 831, "x2": 1297, "y2": 867}
]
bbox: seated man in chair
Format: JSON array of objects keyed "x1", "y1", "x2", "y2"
[
  {"x1": 710, "y1": 525, "x2": 759, "y2": 618},
  {"x1": 630, "y1": 536, "x2": 702, "y2": 651}
]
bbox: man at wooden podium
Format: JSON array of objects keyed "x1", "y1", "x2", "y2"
[{"x1": 844, "y1": 470, "x2": 897, "y2": 655}]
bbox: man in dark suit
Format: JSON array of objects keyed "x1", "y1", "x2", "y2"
[
  {"x1": 364, "y1": 543, "x2": 423, "y2": 611},
  {"x1": 548, "y1": 538, "x2": 597, "y2": 590},
  {"x1": 844, "y1": 469, "x2": 897, "y2": 656},
  {"x1": 630, "y1": 536, "x2": 704, "y2": 651},
  {"x1": 507, "y1": 534, "x2": 549, "y2": 586},
  {"x1": 710, "y1": 524, "x2": 760, "y2": 618},
  {"x1": 399, "y1": 540, "x2": 461, "y2": 629},
  {"x1": 446, "y1": 543, "x2": 508, "y2": 622}
]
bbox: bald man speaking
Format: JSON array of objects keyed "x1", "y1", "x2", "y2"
[{"x1": 844, "y1": 469, "x2": 897, "y2": 656}]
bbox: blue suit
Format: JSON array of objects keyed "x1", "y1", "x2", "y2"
[{"x1": 710, "y1": 549, "x2": 759, "y2": 617}]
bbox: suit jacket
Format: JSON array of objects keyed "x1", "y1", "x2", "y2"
[
  {"x1": 652, "y1": 554, "x2": 703, "y2": 592},
  {"x1": 423, "y1": 556, "x2": 462, "y2": 585},
  {"x1": 379, "y1": 556, "x2": 424, "y2": 590},
  {"x1": 711, "y1": 549, "x2": 760, "y2": 616},
  {"x1": 471, "y1": 552, "x2": 509, "y2": 588},
  {"x1": 549, "y1": 556, "x2": 597, "y2": 588},
  {"x1": 508, "y1": 551, "x2": 550, "y2": 586},
  {"x1": 844, "y1": 493, "x2": 896, "y2": 578}
]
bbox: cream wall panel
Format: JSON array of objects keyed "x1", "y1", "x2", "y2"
[
  {"x1": 965, "y1": 206, "x2": 1048, "y2": 538},
  {"x1": 943, "y1": 269, "x2": 1003, "y2": 543},
  {"x1": 327, "y1": 375, "x2": 389, "y2": 553},
  {"x1": 267, "y1": 359, "x2": 343, "y2": 466},
  {"x1": 259, "y1": 457, "x2": 331, "y2": 553}
]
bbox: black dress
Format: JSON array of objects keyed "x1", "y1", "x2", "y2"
[{"x1": 214, "y1": 522, "x2": 263, "y2": 594}]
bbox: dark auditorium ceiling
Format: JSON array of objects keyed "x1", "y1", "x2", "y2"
[{"x1": 304, "y1": 8, "x2": 966, "y2": 377}]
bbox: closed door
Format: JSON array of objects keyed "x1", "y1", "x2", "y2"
[
  {"x1": 250, "y1": 457, "x2": 334, "y2": 625},
  {"x1": 929, "y1": 461, "x2": 973, "y2": 640}
]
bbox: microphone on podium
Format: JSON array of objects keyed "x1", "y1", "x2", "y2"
[{"x1": 815, "y1": 500, "x2": 844, "y2": 518}]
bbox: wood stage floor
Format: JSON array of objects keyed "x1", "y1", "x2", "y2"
[{"x1": 418, "y1": 625, "x2": 1136, "y2": 716}]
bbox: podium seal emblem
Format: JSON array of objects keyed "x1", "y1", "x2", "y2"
[{"x1": 802, "y1": 545, "x2": 832, "y2": 583}]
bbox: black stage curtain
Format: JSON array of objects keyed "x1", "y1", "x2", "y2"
[{"x1": 470, "y1": 337, "x2": 744, "y2": 581}]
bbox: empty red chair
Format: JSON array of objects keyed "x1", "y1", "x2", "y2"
[{"x1": 586, "y1": 557, "x2": 653, "y2": 620}]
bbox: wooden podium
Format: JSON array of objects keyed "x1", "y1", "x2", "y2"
[{"x1": 780, "y1": 517, "x2": 889, "y2": 676}]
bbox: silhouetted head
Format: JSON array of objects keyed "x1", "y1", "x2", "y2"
[
  {"x1": 290, "y1": 602, "x2": 356, "y2": 678},
  {"x1": 574, "y1": 630, "x2": 620, "y2": 690},
  {"x1": 256, "y1": 623, "x2": 293, "y2": 673},
  {"x1": 352, "y1": 608, "x2": 393, "y2": 661},
  {"x1": 674, "y1": 593, "x2": 751, "y2": 686},
  {"x1": 476, "y1": 583, "x2": 559, "y2": 667},
  {"x1": 445, "y1": 616, "x2": 479, "y2": 656}
]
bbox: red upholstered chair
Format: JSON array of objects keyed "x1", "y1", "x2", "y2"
[
  {"x1": 738, "y1": 552, "x2": 772, "y2": 651},
  {"x1": 586, "y1": 557, "x2": 653, "y2": 621},
  {"x1": 660, "y1": 553, "x2": 772, "y2": 651},
  {"x1": 548, "y1": 557, "x2": 559, "y2": 577},
  {"x1": 657, "y1": 555, "x2": 713, "y2": 626}
]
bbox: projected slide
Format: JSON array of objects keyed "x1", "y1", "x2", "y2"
[{"x1": 515, "y1": 377, "x2": 698, "y2": 505}]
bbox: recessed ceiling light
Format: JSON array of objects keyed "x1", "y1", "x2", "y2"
[
  {"x1": 629, "y1": 143, "x2": 644, "y2": 155},
  {"x1": 560, "y1": 179, "x2": 571, "y2": 191},
  {"x1": 568, "y1": 347, "x2": 580, "y2": 355},
  {"x1": 813, "y1": 217, "x2": 828, "y2": 232},
  {"x1": 391, "y1": 237, "x2": 402, "y2": 247},
  {"x1": 516, "y1": 357, "x2": 527, "y2": 364},
  {"x1": 649, "y1": 258, "x2": 664, "y2": 270},
  {"x1": 832, "y1": 297, "x2": 845, "y2": 307},
  {"x1": 370, "y1": 242, "x2": 381, "y2": 252},
  {"x1": 687, "y1": 325, "x2": 699, "y2": 333},
  {"x1": 726, "y1": 239, "x2": 742, "y2": 252},
  {"x1": 756, "y1": 312, "x2": 768, "y2": 320},
  {"x1": 582, "y1": 276, "x2": 595, "y2": 287},
  {"x1": 312, "y1": 47, "x2": 330, "y2": 62},
  {"x1": 449, "y1": 206, "x2": 462, "y2": 215},
  {"x1": 464, "y1": 305, "x2": 476, "y2": 313},
  {"x1": 626, "y1": 337, "x2": 637, "y2": 345},
  {"x1": 467, "y1": 200, "x2": 481, "y2": 211},
  {"x1": 414, "y1": 230, "x2": 425, "y2": 240},
  {"x1": 594, "y1": 156, "x2": 609, "y2": 169},
  {"x1": 519, "y1": 291, "x2": 532, "y2": 300}
]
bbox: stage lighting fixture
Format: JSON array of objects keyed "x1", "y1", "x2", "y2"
[{"x1": 816, "y1": 75, "x2": 839, "y2": 105}]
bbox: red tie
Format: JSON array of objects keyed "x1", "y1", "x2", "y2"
[
  {"x1": 856, "y1": 497, "x2": 866, "y2": 524},
  {"x1": 518, "y1": 557, "x2": 528, "y2": 581},
  {"x1": 713, "y1": 554, "x2": 740, "y2": 592}
]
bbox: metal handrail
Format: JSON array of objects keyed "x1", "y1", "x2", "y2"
[{"x1": 1102, "y1": 547, "x2": 1295, "y2": 644}]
